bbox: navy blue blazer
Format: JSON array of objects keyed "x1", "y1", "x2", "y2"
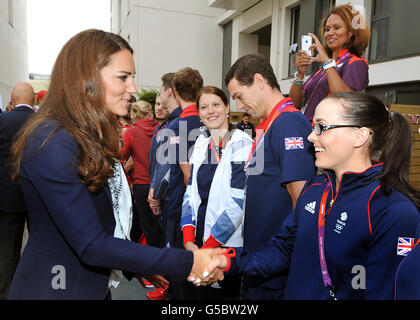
[
  {"x1": 8, "y1": 122, "x2": 193, "y2": 300},
  {"x1": 0, "y1": 105, "x2": 34, "y2": 212}
]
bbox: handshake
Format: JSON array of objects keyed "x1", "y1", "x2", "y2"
[{"x1": 188, "y1": 248, "x2": 234, "y2": 286}]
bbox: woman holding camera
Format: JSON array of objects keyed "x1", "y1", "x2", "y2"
[{"x1": 289, "y1": 4, "x2": 371, "y2": 122}]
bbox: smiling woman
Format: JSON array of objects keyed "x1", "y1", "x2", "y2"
[
  {"x1": 200, "y1": 92, "x2": 420, "y2": 300},
  {"x1": 289, "y1": 4, "x2": 371, "y2": 122},
  {"x1": 100, "y1": 49, "x2": 137, "y2": 117},
  {"x1": 7, "y1": 29, "x2": 217, "y2": 300},
  {"x1": 180, "y1": 86, "x2": 252, "y2": 300}
]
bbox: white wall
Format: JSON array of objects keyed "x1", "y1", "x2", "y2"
[
  {"x1": 0, "y1": 0, "x2": 28, "y2": 110},
  {"x1": 369, "y1": 55, "x2": 420, "y2": 87},
  {"x1": 112, "y1": 0, "x2": 226, "y2": 91},
  {"x1": 231, "y1": 0, "x2": 273, "y2": 65}
]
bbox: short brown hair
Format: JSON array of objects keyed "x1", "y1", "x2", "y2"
[
  {"x1": 172, "y1": 67, "x2": 203, "y2": 102},
  {"x1": 196, "y1": 86, "x2": 229, "y2": 108},
  {"x1": 161, "y1": 72, "x2": 175, "y2": 90},
  {"x1": 224, "y1": 54, "x2": 280, "y2": 91},
  {"x1": 320, "y1": 4, "x2": 371, "y2": 57}
]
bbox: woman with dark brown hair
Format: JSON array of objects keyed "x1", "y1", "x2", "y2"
[
  {"x1": 7, "y1": 29, "x2": 219, "y2": 300},
  {"x1": 198, "y1": 92, "x2": 420, "y2": 300},
  {"x1": 290, "y1": 4, "x2": 371, "y2": 122}
]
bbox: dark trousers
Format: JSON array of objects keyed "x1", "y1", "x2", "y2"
[
  {"x1": 0, "y1": 210, "x2": 26, "y2": 300},
  {"x1": 159, "y1": 199, "x2": 169, "y2": 248},
  {"x1": 132, "y1": 184, "x2": 162, "y2": 248}
]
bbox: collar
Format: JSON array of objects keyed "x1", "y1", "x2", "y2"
[
  {"x1": 257, "y1": 97, "x2": 296, "y2": 131},
  {"x1": 180, "y1": 104, "x2": 199, "y2": 118},
  {"x1": 168, "y1": 106, "x2": 182, "y2": 121},
  {"x1": 14, "y1": 104, "x2": 35, "y2": 111},
  {"x1": 325, "y1": 162, "x2": 383, "y2": 195},
  {"x1": 337, "y1": 48, "x2": 349, "y2": 59}
]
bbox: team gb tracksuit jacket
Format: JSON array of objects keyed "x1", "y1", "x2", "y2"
[{"x1": 229, "y1": 163, "x2": 420, "y2": 299}]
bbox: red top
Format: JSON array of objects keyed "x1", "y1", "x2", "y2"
[
  {"x1": 180, "y1": 104, "x2": 199, "y2": 118},
  {"x1": 121, "y1": 119, "x2": 158, "y2": 185}
]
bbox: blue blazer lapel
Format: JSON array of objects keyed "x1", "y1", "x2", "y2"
[{"x1": 104, "y1": 183, "x2": 113, "y2": 207}]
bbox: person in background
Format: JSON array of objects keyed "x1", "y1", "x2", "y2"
[
  {"x1": 121, "y1": 100, "x2": 160, "y2": 248},
  {"x1": 162, "y1": 67, "x2": 204, "y2": 300},
  {"x1": 289, "y1": 4, "x2": 370, "y2": 122},
  {"x1": 6, "y1": 100, "x2": 14, "y2": 112},
  {"x1": 200, "y1": 92, "x2": 420, "y2": 300},
  {"x1": 153, "y1": 94, "x2": 169, "y2": 126},
  {"x1": 148, "y1": 95, "x2": 169, "y2": 187},
  {"x1": 129, "y1": 100, "x2": 153, "y2": 125},
  {"x1": 146, "y1": 73, "x2": 182, "y2": 300},
  {"x1": 224, "y1": 53, "x2": 316, "y2": 300},
  {"x1": 181, "y1": 86, "x2": 252, "y2": 299},
  {"x1": 36, "y1": 90, "x2": 48, "y2": 110},
  {"x1": 119, "y1": 112, "x2": 132, "y2": 133},
  {"x1": 7, "y1": 29, "x2": 221, "y2": 300},
  {"x1": 0, "y1": 82, "x2": 35, "y2": 299},
  {"x1": 236, "y1": 112, "x2": 255, "y2": 138},
  {"x1": 148, "y1": 73, "x2": 182, "y2": 219}
]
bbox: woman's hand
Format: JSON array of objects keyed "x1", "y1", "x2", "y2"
[
  {"x1": 295, "y1": 50, "x2": 312, "y2": 78},
  {"x1": 308, "y1": 33, "x2": 330, "y2": 65},
  {"x1": 184, "y1": 241, "x2": 199, "y2": 252},
  {"x1": 188, "y1": 248, "x2": 226, "y2": 286}
]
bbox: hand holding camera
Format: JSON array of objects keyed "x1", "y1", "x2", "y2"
[
  {"x1": 295, "y1": 33, "x2": 331, "y2": 78},
  {"x1": 307, "y1": 33, "x2": 330, "y2": 65}
]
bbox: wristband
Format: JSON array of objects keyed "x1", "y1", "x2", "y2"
[
  {"x1": 322, "y1": 58, "x2": 333, "y2": 67},
  {"x1": 294, "y1": 71, "x2": 304, "y2": 83},
  {"x1": 323, "y1": 59, "x2": 336, "y2": 71},
  {"x1": 294, "y1": 74, "x2": 304, "y2": 86},
  {"x1": 221, "y1": 247, "x2": 236, "y2": 273},
  {"x1": 182, "y1": 225, "x2": 196, "y2": 247}
]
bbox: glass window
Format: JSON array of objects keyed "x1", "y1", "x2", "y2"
[
  {"x1": 288, "y1": 6, "x2": 300, "y2": 77},
  {"x1": 370, "y1": 0, "x2": 390, "y2": 61}
]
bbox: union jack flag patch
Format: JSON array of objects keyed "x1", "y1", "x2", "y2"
[
  {"x1": 284, "y1": 137, "x2": 304, "y2": 150},
  {"x1": 397, "y1": 237, "x2": 414, "y2": 256},
  {"x1": 170, "y1": 136, "x2": 180, "y2": 144}
]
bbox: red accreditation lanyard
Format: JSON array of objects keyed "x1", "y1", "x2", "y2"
[
  {"x1": 246, "y1": 98, "x2": 295, "y2": 167},
  {"x1": 318, "y1": 181, "x2": 337, "y2": 300},
  {"x1": 209, "y1": 139, "x2": 222, "y2": 164}
]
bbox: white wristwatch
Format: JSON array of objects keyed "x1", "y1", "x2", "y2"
[{"x1": 323, "y1": 59, "x2": 336, "y2": 71}]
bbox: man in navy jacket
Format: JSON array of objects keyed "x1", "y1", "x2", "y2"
[
  {"x1": 0, "y1": 82, "x2": 35, "y2": 299},
  {"x1": 225, "y1": 54, "x2": 316, "y2": 299}
]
